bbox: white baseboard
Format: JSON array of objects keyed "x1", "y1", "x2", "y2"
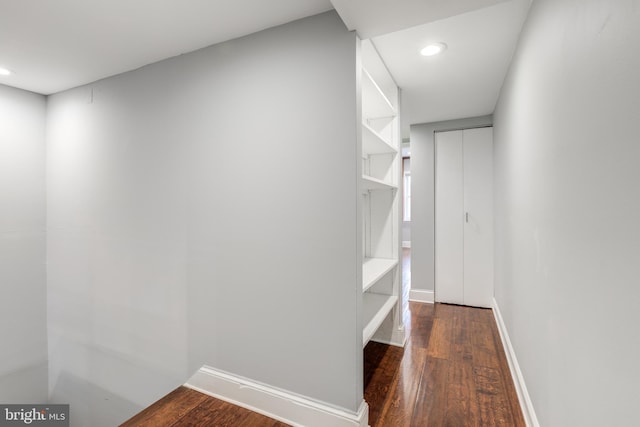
[
  {"x1": 492, "y1": 298, "x2": 539, "y2": 427},
  {"x1": 408, "y1": 289, "x2": 434, "y2": 304},
  {"x1": 402, "y1": 241, "x2": 411, "y2": 248},
  {"x1": 185, "y1": 366, "x2": 368, "y2": 427}
]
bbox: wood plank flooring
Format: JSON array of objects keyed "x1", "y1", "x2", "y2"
[
  {"x1": 364, "y1": 302, "x2": 525, "y2": 427},
  {"x1": 120, "y1": 387, "x2": 290, "y2": 427}
]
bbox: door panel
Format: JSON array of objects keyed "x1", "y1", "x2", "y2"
[
  {"x1": 463, "y1": 127, "x2": 494, "y2": 308},
  {"x1": 435, "y1": 130, "x2": 464, "y2": 305}
]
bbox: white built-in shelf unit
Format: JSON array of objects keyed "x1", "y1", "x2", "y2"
[{"x1": 360, "y1": 39, "x2": 403, "y2": 348}]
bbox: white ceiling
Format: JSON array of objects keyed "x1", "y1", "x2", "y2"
[
  {"x1": 330, "y1": 0, "x2": 510, "y2": 39},
  {"x1": 370, "y1": 0, "x2": 531, "y2": 138},
  {"x1": 0, "y1": 0, "x2": 332, "y2": 94},
  {"x1": 0, "y1": 0, "x2": 529, "y2": 139}
]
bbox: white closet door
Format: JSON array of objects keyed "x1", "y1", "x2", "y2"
[
  {"x1": 463, "y1": 127, "x2": 493, "y2": 308},
  {"x1": 435, "y1": 130, "x2": 464, "y2": 305},
  {"x1": 435, "y1": 127, "x2": 493, "y2": 308}
]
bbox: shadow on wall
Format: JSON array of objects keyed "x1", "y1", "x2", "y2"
[
  {"x1": 49, "y1": 371, "x2": 141, "y2": 426},
  {"x1": 0, "y1": 362, "x2": 48, "y2": 404},
  {"x1": 48, "y1": 356, "x2": 193, "y2": 426}
]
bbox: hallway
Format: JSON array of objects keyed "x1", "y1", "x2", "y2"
[{"x1": 364, "y1": 300, "x2": 524, "y2": 426}]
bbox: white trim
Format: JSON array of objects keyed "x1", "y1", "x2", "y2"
[
  {"x1": 402, "y1": 241, "x2": 411, "y2": 248},
  {"x1": 408, "y1": 289, "x2": 434, "y2": 303},
  {"x1": 371, "y1": 324, "x2": 406, "y2": 348},
  {"x1": 492, "y1": 298, "x2": 539, "y2": 427},
  {"x1": 185, "y1": 366, "x2": 369, "y2": 427}
]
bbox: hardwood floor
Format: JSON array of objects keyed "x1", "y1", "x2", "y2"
[
  {"x1": 120, "y1": 387, "x2": 289, "y2": 427},
  {"x1": 364, "y1": 302, "x2": 525, "y2": 427}
]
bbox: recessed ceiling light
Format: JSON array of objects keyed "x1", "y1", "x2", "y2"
[
  {"x1": 421, "y1": 43, "x2": 447, "y2": 57},
  {"x1": 0, "y1": 67, "x2": 12, "y2": 76}
]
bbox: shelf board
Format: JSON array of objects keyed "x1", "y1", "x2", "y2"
[
  {"x1": 362, "y1": 123, "x2": 397, "y2": 155},
  {"x1": 362, "y1": 69, "x2": 396, "y2": 119},
  {"x1": 362, "y1": 175, "x2": 397, "y2": 191},
  {"x1": 363, "y1": 257, "x2": 398, "y2": 292},
  {"x1": 363, "y1": 293, "x2": 398, "y2": 347}
]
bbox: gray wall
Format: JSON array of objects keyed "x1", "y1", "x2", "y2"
[
  {"x1": 410, "y1": 116, "x2": 492, "y2": 293},
  {"x1": 0, "y1": 84, "x2": 48, "y2": 402},
  {"x1": 493, "y1": 0, "x2": 640, "y2": 425},
  {"x1": 46, "y1": 11, "x2": 360, "y2": 426}
]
